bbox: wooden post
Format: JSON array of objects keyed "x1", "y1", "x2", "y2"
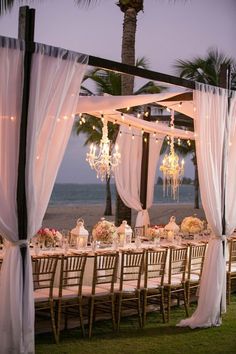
[
  {"x1": 17, "y1": 6, "x2": 35, "y2": 269},
  {"x1": 140, "y1": 106, "x2": 151, "y2": 212},
  {"x1": 219, "y1": 64, "x2": 231, "y2": 237}
]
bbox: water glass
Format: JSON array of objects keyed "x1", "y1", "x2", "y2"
[
  {"x1": 34, "y1": 242, "x2": 41, "y2": 256},
  {"x1": 153, "y1": 237, "x2": 160, "y2": 247},
  {"x1": 135, "y1": 236, "x2": 141, "y2": 249},
  {"x1": 91, "y1": 240, "x2": 97, "y2": 252}
]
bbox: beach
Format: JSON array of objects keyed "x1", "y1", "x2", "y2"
[{"x1": 42, "y1": 203, "x2": 206, "y2": 233}]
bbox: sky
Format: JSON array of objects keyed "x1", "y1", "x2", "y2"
[{"x1": 0, "y1": 0, "x2": 235, "y2": 183}]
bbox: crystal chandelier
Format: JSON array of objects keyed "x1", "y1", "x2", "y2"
[
  {"x1": 160, "y1": 110, "x2": 184, "y2": 200},
  {"x1": 86, "y1": 119, "x2": 121, "y2": 181}
]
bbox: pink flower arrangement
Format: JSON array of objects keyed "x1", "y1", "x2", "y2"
[
  {"x1": 35, "y1": 227, "x2": 59, "y2": 245},
  {"x1": 92, "y1": 219, "x2": 117, "y2": 244}
]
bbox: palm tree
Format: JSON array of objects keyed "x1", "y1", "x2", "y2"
[
  {"x1": 74, "y1": 0, "x2": 144, "y2": 225},
  {"x1": 174, "y1": 48, "x2": 236, "y2": 87},
  {"x1": 174, "y1": 48, "x2": 236, "y2": 208},
  {"x1": 75, "y1": 63, "x2": 164, "y2": 216}
]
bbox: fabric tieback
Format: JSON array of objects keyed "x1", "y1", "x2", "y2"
[
  {"x1": 136, "y1": 209, "x2": 150, "y2": 227},
  {"x1": 8, "y1": 239, "x2": 29, "y2": 248}
]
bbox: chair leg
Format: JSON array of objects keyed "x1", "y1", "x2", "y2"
[
  {"x1": 78, "y1": 298, "x2": 85, "y2": 337},
  {"x1": 111, "y1": 294, "x2": 116, "y2": 331},
  {"x1": 116, "y1": 293, "x2": 122, "y2": 332},
  {"x1": 56, "y1": 299, "x2": 62, "y2": 343},
  {"x1": 186, "y1": 281, "x2": 190, "y2": 307},
  {"x1": 50, "y1": 299, "x2": 58, "y2": 344},
  {"x1": 88, "y1": 296, "x2": 95, "y2": 339},
  {"x1": 137, "y1": 291, "x2": 142, "y2": 328},
  {"x1": 160, "y1": 288, "x2": 166, "y2": 323},
  {"x1": 183, "y1": 286, "x2": 189, "y2": 318},
  {"x1": 142, "y1": 289, "x2": 147, "y2": 328},
  {"x1": 166, "y1": 287, "x2": 171, "y2": 322}
]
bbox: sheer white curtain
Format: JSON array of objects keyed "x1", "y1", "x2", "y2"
[
  {"x1": 0, "y1": 41, "x2": 87, "y2": 354},
  {"x1": 178, "y1": 83, "x2": 236, "y2": 328},
  {"x1": 0, "y1": 38, "x2": 33, "y2": 354},
  {"x1": 26, "y1": 44, "x2": 88, "y2": 236},
  {"x1": 114, "y1": 126, "x2": 164, "y2": 226}
]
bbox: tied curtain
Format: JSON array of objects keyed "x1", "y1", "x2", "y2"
[
  {"x1": 0, "y1": 40, "x2": 88, "y2": 354},
  {"x1": 114, "y1": 126, "x2": 164, "y2": 227},
  {"x1": 178, "y1": 82, "x2": 236, "y2": 329}
]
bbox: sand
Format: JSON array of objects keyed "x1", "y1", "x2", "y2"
[{"x1": 42, "y1": 203, "x2": 206, "y2": 233}]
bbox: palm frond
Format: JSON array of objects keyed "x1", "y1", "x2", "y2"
[{"x1": 0, "y1": 0, "x2": 14, "y2": 15}]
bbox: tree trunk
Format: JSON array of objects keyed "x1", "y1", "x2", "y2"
[
  {"x1": 115, "y1": 6, "x2": 139, "y2": 226},
  {"x1": 121, "y1": 7, "x2": 137, "y2": 93},
  {"x1": 104, "y1": 175, "x2": 112, "y2": 215},
  {"x1": 192, "y1": 153, "x2": 200, "y2": 209}
]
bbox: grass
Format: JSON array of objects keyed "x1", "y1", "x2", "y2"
[{"x1": 35, "y1": 297, "x2": 236, "y2": 354}]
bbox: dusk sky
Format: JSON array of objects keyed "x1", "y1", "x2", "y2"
[{"x1": 0, "y1": 0, "x2": 235, "y2": 183}]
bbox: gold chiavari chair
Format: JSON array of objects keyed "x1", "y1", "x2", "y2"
[
  {"x1": 164, "y1": 247, "x2": 189, "y2": 322},
  {"x1": 227, "y1": 238, "x2": 236, "y2": 304},
  {"x1": 186, "y1": 243, "x2": 207, "y2": 306},
  {"x1": 116, "y1": 250, "x2": 144, "y2": 331},
  {"x1": 32, "y1": 255, "x2": 59, "y2": 343},
  {"x1": 84, "y1": 252, "x2": 119, "y2": 338},
  {"x1": 142, "y1": 248, "x2": 167, "y2": 326},
  {"x1": 57, "y1": 254, "x2": 87, "y2": 342}
]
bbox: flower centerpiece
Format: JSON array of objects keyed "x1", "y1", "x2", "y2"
[
  {"x1": 35, "y1": 228, "x2": 61, "y2": 248},
  {"x1": 180, "y1": 216, "x2": 204, "y2": 234},
  {"x1": 92, "y1": 218, "x2": 117, "y2": 244},
  {"x1": 146, "y1": 226, "x2": 161, "y2": 240}
]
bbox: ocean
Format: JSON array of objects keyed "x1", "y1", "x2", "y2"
[{"x1": 49, "y1": 184, "x2": 196, "y2": 205}]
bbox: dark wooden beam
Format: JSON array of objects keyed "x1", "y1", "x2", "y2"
[
  {"x1": 17, "y1": 6, "x2": 35, "y2": 263},
  {"x1": 140, "y1": 107, "x2": 151, "y2": 211},
  {"x1": 88, "y1": 55, "x2": 196, "y2": 90},
  {"x1": 220, "y1": 64, "x2": 231, "y2": 237}
]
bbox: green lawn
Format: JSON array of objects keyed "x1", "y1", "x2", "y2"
[{"x1": 36, "y1": 298, "x2": 236, "y2": 354}]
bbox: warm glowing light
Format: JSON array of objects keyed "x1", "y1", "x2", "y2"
[
  {"x1": 86, "y1": 119, "x2": 121, "y2": 181},
  {"x1": 160, "y1": 110, "x2": 184, "y2": 200}
]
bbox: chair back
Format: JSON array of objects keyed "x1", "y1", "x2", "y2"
[
  {"x1": 144, "y1": 248, "x2": 167, "y2": 288},
  {"x1": 59, "y1": 254, "x2": 87, "y2": 296},
  {"x1": 119, "y1": 250, "x2": 144, "y2": 291},
  {"x1": 32, "y1": 255, "x2": 58, "y2": 296},
  {"x1": 187, "y1": 244, "x2": 207, "y2": 280},
  {"x1": 167, "y1": 247, "x2": 188, "y2": 284},
  {"x1": 228, "y1": 239, "x2": 236, "y2": 272},
  {"x1": 92, "y1": 252, "x2": 119, "y2": 294}
]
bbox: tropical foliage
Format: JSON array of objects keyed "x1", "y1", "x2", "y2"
[
  {"x1": 74, "y1": 62, "x2": 164, "y2": 216},
  {"x1": 173, "y1": 47, "x2": 236, "y2": 208}
]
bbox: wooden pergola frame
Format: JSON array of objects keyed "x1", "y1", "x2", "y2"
[{"x1": 1, "y1": 5, "x2": 230, "y2": 268}]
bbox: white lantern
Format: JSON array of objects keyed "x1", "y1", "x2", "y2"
[
  {"x1": 164, "y1": 216, "x2": 179, "y2": 242},
  {"x1": 70, "y1": 218, "x2": 89, "y2": 249},
  {"x1": 117, "y1": 220, "x2": 133, "y2": 246}
]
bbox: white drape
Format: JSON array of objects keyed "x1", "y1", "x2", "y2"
[
  {"x1": 114, "y1": 126, "x2": 164, "y2": 227},
  {"x1": 26, "y1": 44, "x2": 88, "y2": 237},
  {"x1": 178, "y1": 83, "x2": 236, "y2": 328},
  {"x1": 0, "y1": 40, "x2": 87, "y2": 354},
  {"x1": 0, "y1": 38, "x2": 34, "y2": 354}
]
